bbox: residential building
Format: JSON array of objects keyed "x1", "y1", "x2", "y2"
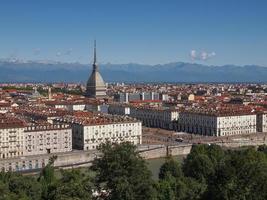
[
  {"x1": 24, "y1": 123, "x2": 72, "y2": 156},
  {"x1": 57, "y1": 113, "x2": 142, "y2": 150},
  {"x1": 0, "y1": 114, "x2": 25, "y2": 159},
  {"x1": 176, "y1": 109, "x2": 257, "y2": 136}
]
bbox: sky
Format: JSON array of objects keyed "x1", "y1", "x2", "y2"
[{"x1": 0, "y1": 0, "x2": 267, "y2": 66}]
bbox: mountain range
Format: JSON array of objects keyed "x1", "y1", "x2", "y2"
[{"x1": 0, "y1": 60, "x2": 266, "y2": 83}]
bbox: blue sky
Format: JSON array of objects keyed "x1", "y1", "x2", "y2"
[{"x1": 0, "y1": 0, "x2": 266, "y2": 66}]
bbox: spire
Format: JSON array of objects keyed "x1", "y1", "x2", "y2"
[
  {"x1": 86, "y1": 40, "x2": 107, "y2": 98},
  {"x1": 93, "y1": 40, "x2": 98, "y2": 71},
  {"x1": 94, "y1": 40, "x2": 97, "y2": 64}
]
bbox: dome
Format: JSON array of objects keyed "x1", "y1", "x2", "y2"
[{"x1": 87, "y1": 70, "x2": 105, "y2": 88}]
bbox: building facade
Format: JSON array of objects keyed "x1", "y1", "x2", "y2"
[
  {"x1": 24, "y1": 124, "x2": 72, "y2": 156},
  {"x1": 0, "y1": 114, "x2": 25, "y2": 159},
  {"x1": 257, "y1": 113, "x2": 267, "y2": 132},
  {"x1": 130, "y1": 107, "x2": 179, "y2": 129},
  {"x1": 57, "y1": 114, "x2": 142, "y2": 150},
  {"x1": 114, "y1": 92, "x2": 160, "y2": 103},
  {"x1": 0, "y1": 114, "x2": 72, "y2": 159},
  {"x1": 108, "y1": 104, "x2": 179, "y2": 130},
  {"x1": 176, "y1": 111, "x2": 257, "y2": 136},
  {"x1": 0, "y1": 126, "x2": 24, "y2": 159}
]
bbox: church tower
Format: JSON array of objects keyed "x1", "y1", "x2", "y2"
[{"x1": 85, "y1": 40, "x2": 107, "y2": 98}]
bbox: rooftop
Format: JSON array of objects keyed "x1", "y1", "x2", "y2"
[{"x1": 0, "y1": 114, "x2": 25, "y2": 129}]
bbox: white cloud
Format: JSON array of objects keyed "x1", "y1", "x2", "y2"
[
  {"x1": 190, "y1": 50, "x2": 216, "y2": 61},
  {"x1": 190, "y1": 49, "x2": 197, "y2": 60},
  {"x1": 201, "y1": 51, "x2": 208, "y2": 60}
]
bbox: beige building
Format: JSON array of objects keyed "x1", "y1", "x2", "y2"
[
  {"x1": 108, "y1": 104, "x2": 179, "y2": 129},
  {"x1": 24, "y1": 124, "x2": 72, "y2": 156},
  {"x1": 176, "y1": 111, "x2": 257, "y2": 136},
  {"x1": 58, "y1": 114, "x2": 142, "y2": 150},
  {"x1": 257, "y1": 112, "x2": 267, "y2": 132},
  {"x1": 0, "y1": 115, "x2": 25, "y2": 159},
  {"x1": 0, "y1": 114, "x2": 72, "y2": 159},
  {"x1": 130, "y1": 107, "x2": 179, "y2": 129}
]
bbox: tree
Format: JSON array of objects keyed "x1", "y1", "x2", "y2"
[
  {"x1": 258, "y1": 144, "x2": 267, "y2": 154},
  {"x1": 182, "y1": 144, "x2": 224, "y2": 182},
  {"x1": 205, "y1": 147, "x2": 267, "y2": 200},
  {"x1": 0, "y1": 181, "x2": 17, "y2": 200},
  {"x1": 38, "y1": 156, "x2": 58, "y2": 200},
  {"x1": 183, "y1": 152, "x2": 215, "y2": 182},
  {"x1": 156, "y1": 175, "x2": 176, "y2": 200},
  {"x1": 157, "y1": 158, "x2": 206, "y2": 200},
  {"x1": 55, "y1": 169, "x2": 93, "y2": 200},
  {"x1": 8, "y1": 175, "x2": 42, "y2": 200},
  {"x1": 0, "y1": 171, "x2": 42, "y2": 200},
  {"x1": 159, "y1": 157, "x2": 182, "y2": 180},
  {"x1": 181, "y1": 177, "x2": 206, "y2": 200},
  {"x1": 91, "y1": 142, "x2": 157, "y2": 200}
]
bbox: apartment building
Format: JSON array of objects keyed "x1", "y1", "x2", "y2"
[
  {"x1": 24, "y1": 123, "x2": 72, "y2": 156},
  {"x1": 57, "y1": 113, "x2": 142, "y2": 150},
  {"x1": 176, "y1": 110, "x2": 257, "y2": 136},
  {"x1": 108, "y1": 104, "x2": 179, "y2": 129},
  {"x1": 130, "y1": 107, "x2": 179, "y2": 129},
  {"x1": 256, "y1": 112, "x2": 267, "y2": 132},
  {"x1": 0, "y1": 114, "x2": 72, "y2": 159},
  {"x1": 0, "y1": 114, "x2": 25, "y2": 159}
]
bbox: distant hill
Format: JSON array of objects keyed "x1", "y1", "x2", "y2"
[{"x1": 0, "y1": 60, "x2": 266, "y2": 83}]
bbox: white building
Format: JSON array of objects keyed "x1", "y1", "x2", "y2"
[
  {"x1": 257, "y1": 112, "x2": 267, "y2": 132},
  {"x1": 130, "y1": 107, "x2": 179, "y2": 129},
  {"x1": 108, "y1": 104, "x2": 179, "y2": 130},
  {"x1": 0, "y1": 116, "x2": 25, "y2": 159},
  {"x1": 46, "y1": 101, "x2": 86, "y2": 111},
  {"x1": 108, "y1": 104, "x2": 130, "y2": 115},
  {"x1": 58, "y1": 114, "x2": 142, "y2": 150},
  {"x1": 0, "y1": 114, "x2": 72, "y2": 159},
  {"x1": 176, "y1": 111, "x2": 257, "y2": 136},
  {"x1": 24, "y1": 124, "x2": 72, "y2": 156}
]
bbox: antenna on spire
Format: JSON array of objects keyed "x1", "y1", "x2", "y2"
[{"x1": 94, "y1": 40, "x2": 97, "y2": 65}]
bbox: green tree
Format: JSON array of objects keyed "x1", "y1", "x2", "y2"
[
  {"x1": 38, "y1": 156, "x2": 58, "y2": 200},
  {"x1": 91, "y1": 142, "x2": 156, "y2": 200},
  {"x1": 258, "y1": 144, "x2": 267, "y2": 154},
  {"x1": 156, "y1": 175, "x2": 176, "y2": 200},
  {"x1": 183, "y1": 152, "x2": 214, "y2": 182},
  {"x1": 0, "y1": 181, "x2": 18, "y2": 200},
  {"x1": 159, "y1": 157, "x2": 182, "y2": 180},
  {"x1": 157, "y1": 159, "x2": 206, "y2": 200},
  {"x1": 0, "y1": 171, "x2": 42, "y2": 200},
  {"x1": 55, "y1": 169, "x2": 93, "y2": 200},
  {"x1": 205, "y1": 147, "x2": 267, "y2": 200},
  {"x1": 8, "y1": 175, "x2": 42, "y2": 200},
  {"x1": 183, "y1": 144, "x2": 224, "y2": 182}
]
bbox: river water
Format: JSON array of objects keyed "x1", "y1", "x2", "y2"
[{"x1": 30, "y1": 155, "x2": 186, "y2": 180}]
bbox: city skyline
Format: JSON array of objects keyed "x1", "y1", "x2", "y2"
[
  {"x1": 0, "y1": 0, "x2": 267, "y2": 66},
  {"x1": 1, "y1": 1, "x2": 267, "y2": 199}
]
